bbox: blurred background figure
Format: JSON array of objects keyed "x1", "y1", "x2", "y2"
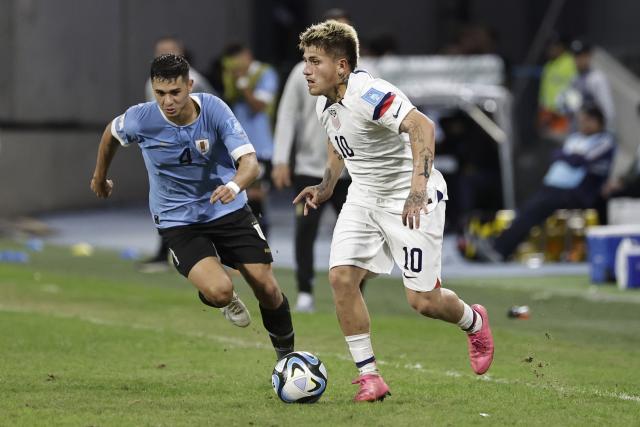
[
  {"x1": 537, "y1": 34, "x2": 576, "y2": 142},
  {"x1": 602, "y1": 147, "x2": 640, "y2": 199},
  {"x1": 475, "y1": 104, "x2": 615, "y2": 262},
  {"x1": 221, "y1": 43, "x2": 278, "y2": 237},
  {"x1": 272, "y1": 9, "x2": 354, "y2": 313},
  {"x1": 139, "y1": 36, "x2": 216, "y2": 273},
  {"x1": 558, "y1": 39, "x2": 615, "y2": 132},
  {"x1": 441, "y1": 24, "x2": 497, "y2": 55}
]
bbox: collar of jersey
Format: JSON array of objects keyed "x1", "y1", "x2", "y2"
[{"x1": 156, "y1": 94, "x2": 202, "y2": 127}]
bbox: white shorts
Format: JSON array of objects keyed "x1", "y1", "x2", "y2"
[{"x1": 329, "y1": 201, "x2": 445, "y2": 292}]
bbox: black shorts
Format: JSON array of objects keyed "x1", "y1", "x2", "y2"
[{"x1": 158, "y1": 205, "x2": 273, "y2": 277}]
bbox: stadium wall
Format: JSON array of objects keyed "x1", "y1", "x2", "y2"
[
  {"x1": 0, "y1": 130, "x2": 148, "y2": 216},
  {"x1": 0, "y1": 0, "x2": 251, "y2": 216}
]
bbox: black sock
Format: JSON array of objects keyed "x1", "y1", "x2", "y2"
[{"x1": 260, "y1": 294, "x2": 294, "y2": 360}]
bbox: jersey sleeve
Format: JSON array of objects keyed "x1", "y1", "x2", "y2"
[
  {"x1": 356, "y1": 79, "x2": 415, "y2": 133},
  {"x1": 254, "y1": 67, "x2": 279, "y2": 104},
  {"x1": 209, "y1": 96, "x2": 256, "y2": 160},
  {"x1": 110, "y1": 105, "x2": 143, "y2": 147}
]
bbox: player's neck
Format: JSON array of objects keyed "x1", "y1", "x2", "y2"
[
  {"x1": 171, "y1": 98, "x2": 199, "y2": 126},
  {"x1": 327, "y1": 75, "x2": 349, "y2": 104}
]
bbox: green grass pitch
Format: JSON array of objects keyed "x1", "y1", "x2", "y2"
[{"x1": 1, "y1": 240, "x2": 639, "y2": 426}]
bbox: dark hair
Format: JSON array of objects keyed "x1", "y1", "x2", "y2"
[
  {"x1": 222, "y1": 43, "x2": 247, "y2": 58},
  {"x1": 569, "y1": 39, "x2": 593, "y2": 55},
  {"x1": 150, "y1": 54, "x2": 190, "y2": 82},
  {"x1": 581, "y1": 103, "x2": 605, "y2": 126}
]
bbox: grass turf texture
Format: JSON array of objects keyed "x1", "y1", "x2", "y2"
[{"x1": 1, "y1": 240, "x2": 639, "y2": 426}]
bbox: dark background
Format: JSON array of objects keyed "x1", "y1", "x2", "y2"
[{"x1": 0, "y1": 0, "x2": 638, "y2": 215}]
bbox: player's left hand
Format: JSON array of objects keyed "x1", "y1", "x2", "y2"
[
  {"x1": 402, "y1": 191, "x2": 429, "y2": 229},
  {"x1": 210, "y1": 184, "x2": 237, "y2": 204}
]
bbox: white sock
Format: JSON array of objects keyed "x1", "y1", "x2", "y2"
[
  {"x1": 345, "y1": 333, "x2": 378, "y2": 375},
  {"x1": 457, "y1": 302, "x2": 482, "y2": 334}
]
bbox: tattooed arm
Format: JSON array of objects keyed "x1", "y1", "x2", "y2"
[
  {"x1": 398, "y1": 110, "x2": 436, "y2": 229},
  {"x1": 292, "y1": 139, "x2": 345, "y2": 215}
]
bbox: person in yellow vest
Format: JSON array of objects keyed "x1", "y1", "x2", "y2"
[
  {"x1": 221, "y1": 44, "x2": 279, "y2": 236},
  {"x1": 538, "y1": 36, "x2": 576, "y2": 141}
]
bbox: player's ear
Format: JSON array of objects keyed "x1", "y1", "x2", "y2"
[
  {"x1": 337, "y1": 58, "x2": 349, "y2": 79},
  {"x1": 187, "y1": 78, "x2": 194, "y2": 93}
]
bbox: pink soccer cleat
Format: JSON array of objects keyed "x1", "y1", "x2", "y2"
[
  {"x1": 466, "y1": 304, "x2": 494, "y2": 375},
  {"x1": 351, "y1": 374, "x2": 391, "y2": 402}
]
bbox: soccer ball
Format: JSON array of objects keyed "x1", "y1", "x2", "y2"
[{"x1": 271, "y1": 351, "x2": 328, "y2": 403}]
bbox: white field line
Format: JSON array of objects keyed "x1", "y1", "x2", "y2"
[{"x1": 1, "y1": 304, "x2": 639, "y2": 404}]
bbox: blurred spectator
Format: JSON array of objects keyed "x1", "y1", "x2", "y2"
[
  {"x1": 140, "y1": 36, "x2": 216, "y2": 273},
  {"x1": 322, "y1": 7, "x2": 351, "y2": 22},
  {"x1": 602, "y1": 144, "x2": 640, "y2": 199},
  {"x1": 558, "y1": 39, "x2": 615, "y2": 131},
  {"x1": 475, "y1": 104, "x2": 615, "y2": 262},
  {"x1": 145, "y1": 36, "x2": 215, "y2": 102},
  {"x1": 221, "y1": 43, "x2": 278, "y2": 236},
  {"x1": 537, "y1": 35, "x2": 577, "y2": 141},
  {"x1": 439, "y1": 110, "x2": 503, "y2": 234},
  {"x1": 272, "y1": 9, "x2": 355, "y2": 313},
  {"x1": 442, "y1": 24, "x2": 497, "y2": 55}
]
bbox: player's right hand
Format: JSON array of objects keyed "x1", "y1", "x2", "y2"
[
  {"x1": 91, "y1": 178, "x2": 113, "y2": 198},
  {"x1": 271, "y1": 164, "x2": 292, "y2": 190},
  {"x1": 293, "y1": 186, "x2": 322, "y2": 216}
]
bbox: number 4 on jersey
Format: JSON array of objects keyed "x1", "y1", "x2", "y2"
[{"x1": 179, "y1": 147, "x2": 192, "y2": 164}]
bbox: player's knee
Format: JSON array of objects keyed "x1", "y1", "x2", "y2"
[
  {"x1": 258, "y1": 279, "x2": 281, "y2": 302},
  {"x1": 329, "y1": 268, "x2": 351, "y2": 290},
  {"x1": 200, "y1": 278, "x2": 234, "y2": 307},
  {"x1": 409, "y1": 294, "x2": 441, "y2": 318},
  {"x1": 329, "y1": 268, "x2": 362, "y2": 302}
]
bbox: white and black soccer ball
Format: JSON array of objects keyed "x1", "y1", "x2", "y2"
[{"x1": 271, "y1": 351, "x2": 328, "y2": 403}]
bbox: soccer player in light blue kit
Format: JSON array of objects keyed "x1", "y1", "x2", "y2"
[{"x1": 90, "y1": 54, "x2": 294, "y2": 360}]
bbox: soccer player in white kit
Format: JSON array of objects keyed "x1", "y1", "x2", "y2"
[{"x1": 294, "y1": 20, "x2": 495, "y2": 402}]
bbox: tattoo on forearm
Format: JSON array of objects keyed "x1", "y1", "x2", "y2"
[
  {"x1": 403, "y1": 116, "x2": 434, "y2": 179},
  {"x1": 422, "y1": 149, "x2": 434, "y2": 179},
  {"x1": 318, "y1": 168, "x2": 332, "y2": 193}
]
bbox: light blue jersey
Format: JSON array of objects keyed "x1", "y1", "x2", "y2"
[{"x1": 111, "y1": 93, "x2": 256, "y2": 228}]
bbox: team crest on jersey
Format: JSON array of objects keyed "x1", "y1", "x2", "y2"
[
  {"x1": 195, "y1": 138, "x2": 210, "y2": 154},
  {"x1": 361, "y1": 87, "x2": 385, "y2": 106},
  {"x1": 328, "y1": 108, "x2": 341, "y2": 130}
]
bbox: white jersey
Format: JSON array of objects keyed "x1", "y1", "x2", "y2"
[{"x1": 316, "y1": 71, "x2": 448, "y2": 214}]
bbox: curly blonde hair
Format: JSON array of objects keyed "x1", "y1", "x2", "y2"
[{"x1": 298, "y1": 20, "x2": 359, "y2": 70}]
